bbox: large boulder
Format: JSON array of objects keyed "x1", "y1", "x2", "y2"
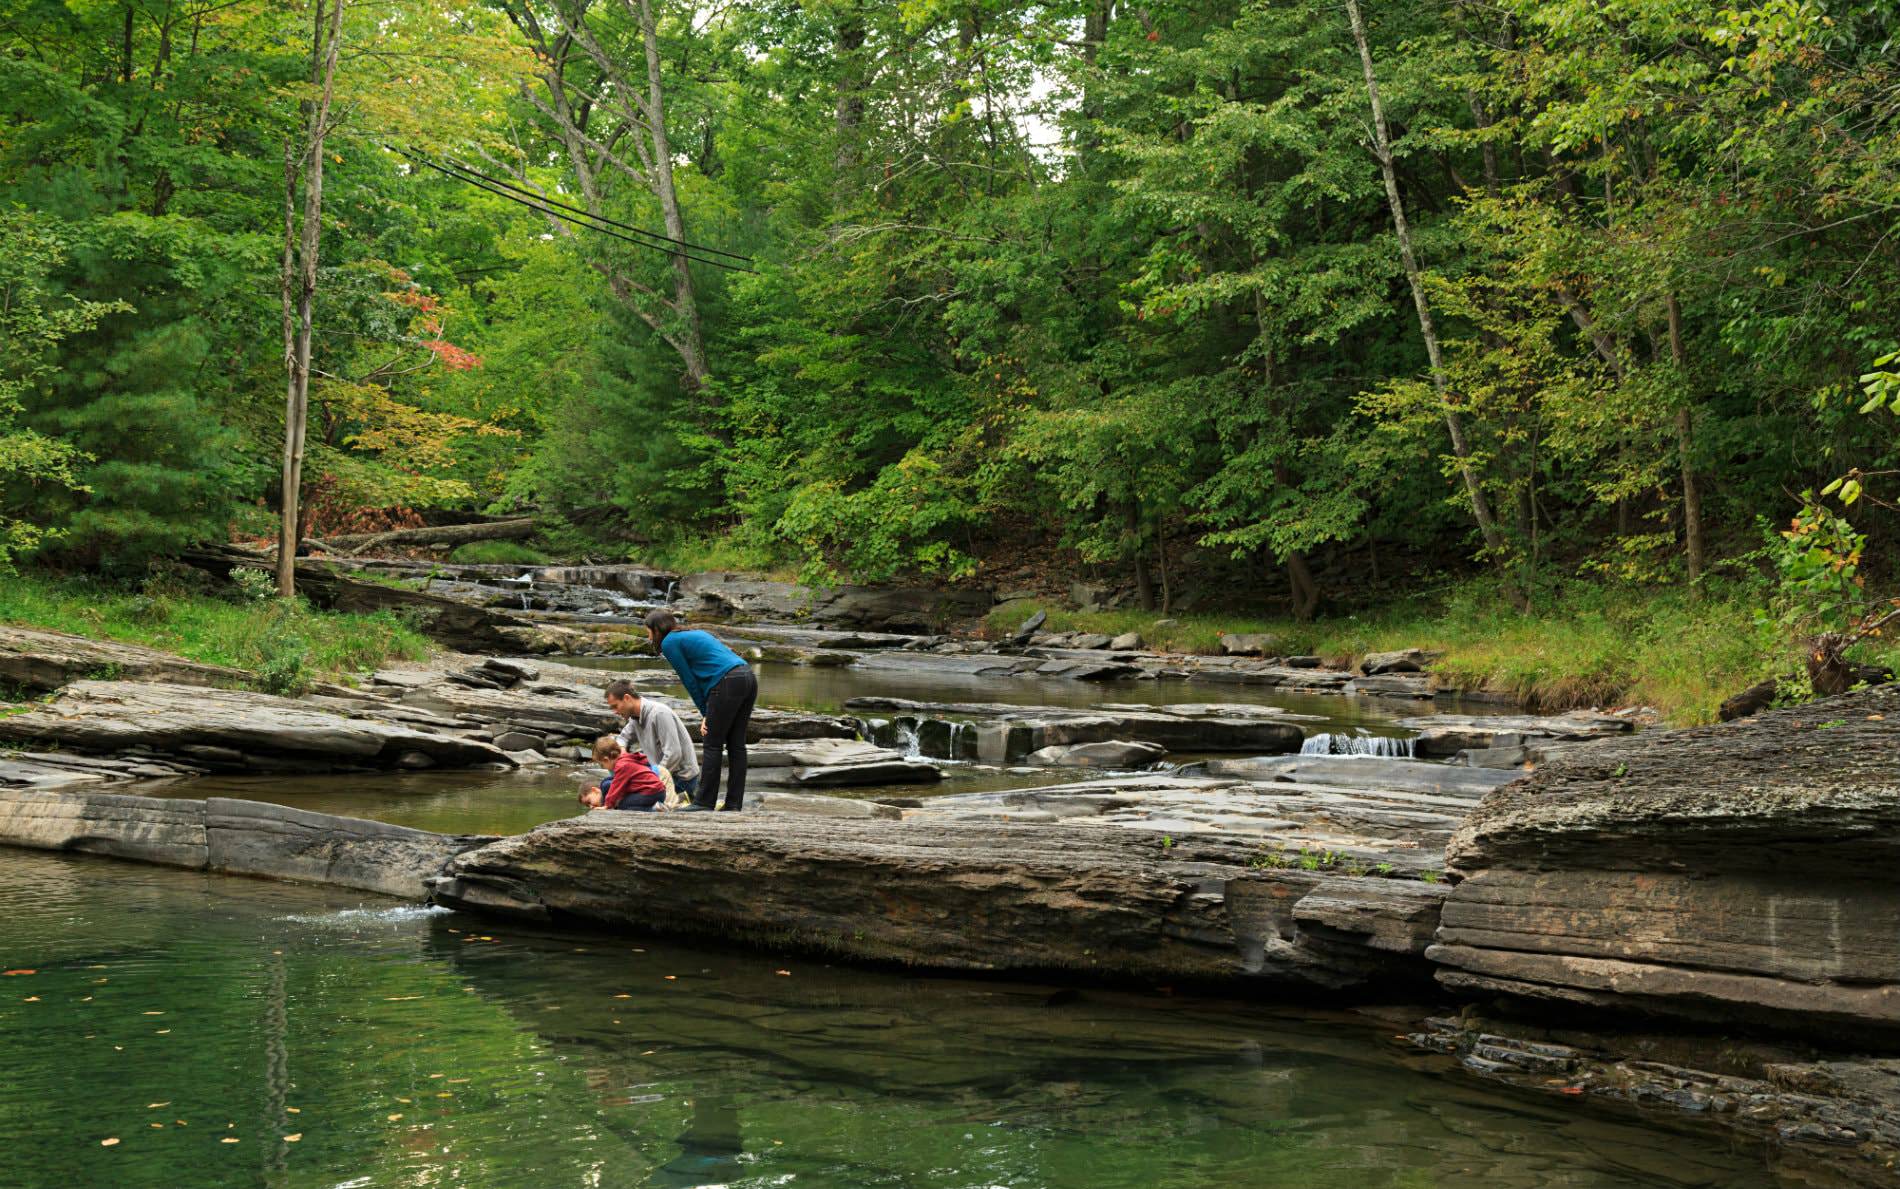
[
  {"x1": 1026, "y1": 741, "x2": 1167, "y2": 768},
  {"x1": 0, "y1": 681, "x2": 515, "y2": 772},
  {"x1": 1429, "y1": 686, "x2": 1900, "y2": 1039},
  {"x1": 1219, "y1": 633, "x2": 1277, "y2": 657},
  {"x1": 1360, "y1": 648, "x2": 1434, "y2": 675}
]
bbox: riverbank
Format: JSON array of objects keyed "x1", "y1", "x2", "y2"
[
  {"x1": 983, "y1": 582, "x2": 1887, "y2": 726},
  {"x1": 0, "y1": 572, "x2": 433, "y2": 694}
]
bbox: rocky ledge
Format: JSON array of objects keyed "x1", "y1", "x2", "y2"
[
  {"x1": 0, "y1": 624, "x2": 249, "y2": 693},
  {"x1": 0, "y1": 680, "x2": 515, "y2": 773},
  {"x1": 1429, "y1": 684, "x2": 1900, "y2": 1041},
  {"x1": 0, "y1": 789, "x2": 491, "y2": 899},
  {"x1": 430, "y1": 811, "x2": 1448, "y2": 992}
]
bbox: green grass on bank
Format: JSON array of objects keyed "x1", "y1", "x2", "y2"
[
  {"x1": 447, "y1": 540, "x2": 551, "y2": 566},
  {"x1": 984, "y1": 581, "x2": 1897, "y2": 726},
  {"x1": 0, "y1": 570, "x2": 434, "y2": 695}
]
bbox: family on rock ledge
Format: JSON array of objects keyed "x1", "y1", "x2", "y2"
[{"x1": 581, "y1": 609, "x2": 759, "y2": 814}]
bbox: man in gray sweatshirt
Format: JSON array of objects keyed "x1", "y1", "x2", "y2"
[{"x1": 604, "y1": 679, "x2": 702, "y2": 800}]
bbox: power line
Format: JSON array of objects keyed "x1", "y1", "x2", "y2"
[
  {"x1": 434, "y1": 152, "x2": 756, "y2": 265},
  {"x1": 392, "y1": 146, "x2": 758, "y2": 274}
]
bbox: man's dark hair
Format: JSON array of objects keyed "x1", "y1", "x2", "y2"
[
  {"x1": 643, "y1": 608, "x2": 678, "y2": 649},
  {"x1": 604, "y1": 679, "x2": 639, "y2": 701}
]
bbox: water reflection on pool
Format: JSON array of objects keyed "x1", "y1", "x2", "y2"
[{"x1": 0, "y1": 852, "x2": 1782, "y2": 1189}]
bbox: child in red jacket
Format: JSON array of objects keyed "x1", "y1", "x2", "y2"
[{"x1": 581, "y1": 736, "x2": 668, "y2": 812}]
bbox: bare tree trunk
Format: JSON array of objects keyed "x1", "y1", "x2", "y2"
[
  {"x1": 276, "y1": 0, "x2": 345, "y2": 598},
  {"x1": 1126, "y1": 505, "x2": 1154, "y2": 611},
  {"x1": 1343, "y1": 0, "x2": 1525, "y2": 610},
  {"x1": 1665, "y1": 294, "x2": 1705, "y2": 590},
  {"x1": 636, "y1": 0, "x2": 707, "y2": 392},
  {"x1": 834, "y1": 5, "x2": 866, "y2": 179},
  {"x1": 1286, "y1": 551, "x2": 1320, "y2": 622}
]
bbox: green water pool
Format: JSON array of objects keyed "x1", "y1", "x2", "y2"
[{"x1": 0, "y1": 850, "x2": 1782, "y2": 1189}]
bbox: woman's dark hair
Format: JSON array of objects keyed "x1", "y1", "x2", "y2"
[{"x1": 643, "y1": 608, "x2": 678, "y2": 650}]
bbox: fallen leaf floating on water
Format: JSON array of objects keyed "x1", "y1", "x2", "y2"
[
  {"x1": 175, "y1": 1120, "x2": 186, "y2": 1127},
  {"x1": 149, "y1": 1123, "x2": 163, "y2": 1129},
  {"x1": 384, "y1": 996, "x2": 423, "y2": 1002},
  {"x1": 21, "y1": 996, "x2": 39, "y2": 1003},
  {"x1": 387, "y1": 1113, "x2": 403, "y2": 1122},
  {"x1": 285, "y1": 1107, "x2": 300, "y2": 1114},
  {"x1": 395, "y1": 1097, "x2": 411, "y2": 1104},
  {"x1": 3, "y1": 969, "x2": 34, "y2": 976},
  {"x1": 142, "y1": 1011, "x2": 164, "y2": 1016},
  {"x1": 613, "y1": 993, "x2": 632, "y2": 999},
  {"x1": 100, "y1": 1138, "x2": 120, "y2": 1147},
  {"x1": 775, "y1": 970, "x2": 791, "y2": 977},
  {"x1": 663, "y1": 975, "x2": 677, "y2": 981},
  {"x1": 147, "y1": 1102, "x2": 170, "y2": 1109},
  {"x1": 284, "y1": 1134, "x2": 302, "y2": 1143},
  {"x1": 155, "y1": 1029, "x2": 170, "y2": 1035},
  {"x1": 221, "y1": 1137, "x2": 240, "y2": 1144}
]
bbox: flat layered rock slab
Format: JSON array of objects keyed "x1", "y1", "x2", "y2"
[
  {"x1": 0, "y1": 751, "x2": 202, "y2": 791},
  {"x1": 0, "y1": 680, "x2": 514, "y2": 772},
  {"x1": 205, "y1": 798, "x2": 493, "y2": 899},
  {"x1": 1399, "y1": 711, "x2": 1634, "y2": 756},
  {"x1": 747, "y1": 738, "x2": 943, "y2": 787},
  {"x1": 0, "y1": 625, "x2": 248, "y2": 694},
  {"x1": 0, "y1": 788, "x2": 491, "y2": 899},
  {"x1": 1205, "y1": 755, "x2": 1519, "y2": 800},
  {"x1": 431, "y1": 814, "x2": 1448, "y2": 990},
  {"x1": 0, "y1": 788, "x2": 209, "y2": 868},
  {"x1": 1433, "y1": 685, "x2": 1900, "y2": 1040}
]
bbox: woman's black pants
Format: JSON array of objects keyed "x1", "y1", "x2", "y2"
[{"x1": 698, "y1": 667, "x2": 758, "y2": 810}]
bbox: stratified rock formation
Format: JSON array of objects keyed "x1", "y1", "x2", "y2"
[
  {"x1": 0, "y1": 625, "x2": 248, "y2": 693},
  {"x1": 1429, "y1": 685, "x2": 1900, "y2": 1038},
  {"x1": 431, "y1": 812, "x2": 1448, "y2": 991},
  {"x1": 0, "y1": 680, "x2": 514, "y2": 772}
]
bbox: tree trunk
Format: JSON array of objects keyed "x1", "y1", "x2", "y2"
[
  {"x1": 1123, "y1": 504, "x2": 1155, "y2": 611},
  {"x1": 1286, "y1": 551, "x2": 1320, "y2": 622},
  {"x1": 1343, "y1": 0, "x2": 1525, "y2": 611},
  {"x1": 1666, "y1": 293, "x2": 1705, "y2": 590},
  {"x1": 276, "y1": 0, "x2": 345, "y2": 598},
  {"x1": 834, "y1": 6, "x2": 867, "y2": 179},
  {"x1": 636, "y1": 0, "x2": 708, "y2": 394}
]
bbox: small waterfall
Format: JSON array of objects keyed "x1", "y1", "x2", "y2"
[
  {"x1": 943, "y1": 720, "x2": 972, "y2": 763},
  {"x1": 893, "y1": 719, "x2": 922, "y2": 759},
  {"x1": 1299, "y1": 731, "x2": 1416, "y2": 758}
]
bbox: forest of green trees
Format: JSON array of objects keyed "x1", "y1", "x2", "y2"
[{"x1": 2, "y1": 0, "x2": 1897, "y2": 637}]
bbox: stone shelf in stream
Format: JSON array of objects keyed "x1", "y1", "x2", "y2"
[
  {"x1": 1396, "y1": 710, "x2": 1635, "y2": 757},
  {"x1": 844, "y1": 696, "x2": 1315, "y2": 761},
  {"x1": 430, "y1": 809, "x2": 1451, "y2": 992},
  {"x1": 0, "y1": 680, "x2": 517, "y2": 772},
  {"x1": 1203, "y1": 755, "x2": 1521, "y2": 800}
]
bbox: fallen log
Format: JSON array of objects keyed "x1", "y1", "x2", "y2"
[
  {"x1": 310, "y1": 516, "x2": 535, "y2": 557},
  {"x1": 182, "y1": 544, "x2": 538, "y2": 652}
]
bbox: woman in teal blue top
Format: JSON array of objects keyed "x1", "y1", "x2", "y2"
[{"x1": 644, "y1": 609, "x2": 758, "y2": 811}]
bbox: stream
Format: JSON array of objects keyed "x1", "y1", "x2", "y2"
[
  {"x1": 0, "y1": 644, "x2": 1795, "y2": 1186},
  {"x1": 0, "y1": 849, "x2": 1780, "y2": 1189}
]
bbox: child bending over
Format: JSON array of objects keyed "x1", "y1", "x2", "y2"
[{"x1": 580, "y1": 736, "x2": 668, "y2": 812}]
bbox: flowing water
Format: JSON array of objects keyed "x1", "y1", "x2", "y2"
[
  {"x1": 126, "y1": 659, "x2": 1426, "y2": 836},
  {"x1": 0, "y1": 851, "x2": 1781, "y2": 1189}
]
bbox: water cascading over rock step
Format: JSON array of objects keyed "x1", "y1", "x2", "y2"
[{"x1": 1299, "y1": 731, "x2": 1417, "y2": 758}]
